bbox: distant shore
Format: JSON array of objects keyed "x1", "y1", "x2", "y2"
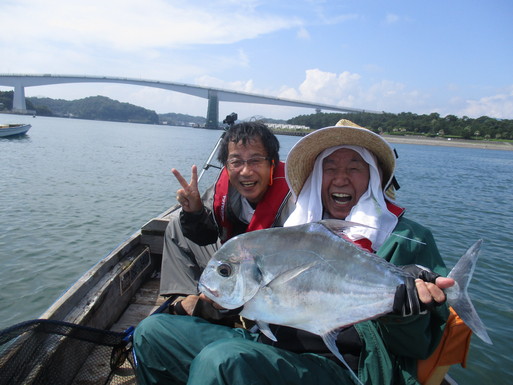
[
  {"x1": 381, "y1": 135, "x2": 513, "y2": 151},
  {"x1": 274, "y1": 129, "x2": 513, "y2": 151}
]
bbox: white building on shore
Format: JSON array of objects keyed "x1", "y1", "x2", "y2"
[{"x1": 266, "y1": 123, "x2": 310, "y2": 130}]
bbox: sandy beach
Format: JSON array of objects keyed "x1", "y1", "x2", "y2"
[{"x1": 382, "y1": 135, "x2": 513, "y2": 151}]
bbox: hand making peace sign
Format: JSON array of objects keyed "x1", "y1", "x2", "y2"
[{"x1": 172, "y1": 165, "x2": 203, "y2": 213}]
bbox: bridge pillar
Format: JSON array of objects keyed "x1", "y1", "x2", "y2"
[
  {"x1": 205, "y1": 90, "x2": 219, "y2": 129},
  {"x1": 12, "y1": 84, "x2": 27, "y2": 112}
]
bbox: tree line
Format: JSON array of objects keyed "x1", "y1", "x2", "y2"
[{"x1": 287, "y1": 112, "x2": 513, "y2": 141}]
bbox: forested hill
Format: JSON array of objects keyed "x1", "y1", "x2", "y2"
[
  {"x1": 0, "y1": 91, "x2": 206, "y2": 126},
  {"x1": 28, "y1": 95, "x2": 160, "y2": 124},
  {"x1": 289, "y1": 112, "x2": 513, "y2": 141}
]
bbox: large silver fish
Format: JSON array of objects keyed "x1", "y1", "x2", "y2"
[{"x1": 199, "y1": 220, "x2": 492, "y2": 382}]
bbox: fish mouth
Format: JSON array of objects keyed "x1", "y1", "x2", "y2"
[
  {"x1": 331, "y1": 192, "x2": 352, "y2": 205},
  {"x1": 198, "y1": 282, "x2": 219, "y2": 299}
]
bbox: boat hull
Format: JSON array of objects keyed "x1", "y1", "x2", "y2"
[{"x1": 0, "y1": 124, "x2": 31, "y2": 137}]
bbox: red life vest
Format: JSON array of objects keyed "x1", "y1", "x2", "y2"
[{"x1": 212, "y1": 161, "x2": 290, "y2": 243}]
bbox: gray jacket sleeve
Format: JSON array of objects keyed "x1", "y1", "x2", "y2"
[{"x1": 179, "y1": 183, "x2": 219, "y2": 245}]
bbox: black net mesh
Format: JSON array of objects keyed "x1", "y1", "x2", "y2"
[{"x1": 0, "y1": 319, "x2": 136, "y2": 385}]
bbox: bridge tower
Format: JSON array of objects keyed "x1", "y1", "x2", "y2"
[
  {"x1": 205, "y1": 90, "x2": 219, "y2": 129},
  {"x1": 13, "y1": 84, "x2": 27, "y2": 112}
]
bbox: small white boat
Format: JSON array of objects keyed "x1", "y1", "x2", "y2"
[{"x1": 0, "y1": 123, "x2": 31, "y2": 137}]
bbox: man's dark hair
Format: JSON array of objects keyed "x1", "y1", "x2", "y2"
[{"x1": 217, "y1": 121, "x2": 280, "y2": 165}]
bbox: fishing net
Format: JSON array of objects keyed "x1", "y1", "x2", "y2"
[{"x1": 0, "y1": 319, "x2": 136, "y2": 385}]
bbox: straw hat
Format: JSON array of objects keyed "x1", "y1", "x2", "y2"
[{"x1": 285, "y1": 119, "x2": 396, "y2": 198}]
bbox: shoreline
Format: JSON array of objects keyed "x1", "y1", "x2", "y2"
[
  {"x1": 381, "y1": 135, "x2": 513, "y2": 151},
  {"x1": 274, "y1": 129, "x2": 513, "y2": 151}
]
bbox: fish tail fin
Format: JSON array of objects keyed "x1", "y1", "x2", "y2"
[
  {"x1": 322, "y1": 331, "x2": 363, "y2": 385},
  {"x1": 446, "y1": 239, "x2": 492, "y2": 345}
]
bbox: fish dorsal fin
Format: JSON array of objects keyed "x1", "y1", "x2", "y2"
[
  {"x1": 256, "y1": 320, "x2": 277, "y2": 342},
  {"x1": 319, "y1": 219, "x2": 376, "y2": 235},
  {"x1": 319, "y1": 219, "x2": 426, "y2": 245},
  {"x1": 264, "y1": 262, "x2": 318, "y2": 288},
  {"x1": 322, "y1": 330, "x2": 363, "y2": 385}
]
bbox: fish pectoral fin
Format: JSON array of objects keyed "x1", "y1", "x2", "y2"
[
  {"x1": 322, "y1": 330, "x2": 363, "y2": 385},
  {"x1": 256, "y1": 321, "x2": 277, "y2": 342},
  {"x1": 265, "y1": 262, "x2": 318, "y2": 288}
]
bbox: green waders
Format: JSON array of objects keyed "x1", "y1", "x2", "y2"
[{"x1": 133, "y1": 314, "x2": 354, "y2": 385}]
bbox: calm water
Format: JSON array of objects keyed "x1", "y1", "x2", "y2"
[{"x1": 1, "y1": 114, "x2": 512, "y2": 383}]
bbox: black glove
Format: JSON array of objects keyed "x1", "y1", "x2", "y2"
[
  {"x1": 169, "y1": 296, "x2": 243, "y2": 327},
  {"x1": 393, "y1": 265, "x2": 441, "y2": 316},
  {"x1": 192, "y1": 299, "x2": 244, "y2": 327}
]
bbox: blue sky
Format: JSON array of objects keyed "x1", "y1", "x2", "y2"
[{"x1": 1, "y1": 0, "x2": 512, "y2": 120}]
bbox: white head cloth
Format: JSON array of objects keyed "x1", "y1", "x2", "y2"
[{"x1": 284, "y1": 145, "x2": 398, "y2": 251}]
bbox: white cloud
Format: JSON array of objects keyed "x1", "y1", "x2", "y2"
[
  {"x1": 457, "y1": 87, "x2": 513, "y2": 119},
  {"x1": 236, "y1": 50, "x2": 251, "y2": 68},
  {"x1": 384, "y1": 13, "x2": 400, "y2": 25},
  {"x1": 0, "y1": 0, "x2": 302, "y2": 51},
  {"x1": 194, "y1": 76, "x2": 256, "y2": 93},
  {"x1": 302, "y1": 0, "x2": 358, "y2": 25},
  {"x1": 274, "y1": 69, "x2": 513, "y2": 119},
  {"x1": 297, "y1": 27, "x2": 311, "y2": 40},
  {"x1": 277, "y1": 68, "x2": 424, "y2": 114},
  {"x1": 296, "y1": 69, "x2": 362, "y2": 105},
  {"x1": 304, "y1": 76, "x2": 512, "y2": 119}
]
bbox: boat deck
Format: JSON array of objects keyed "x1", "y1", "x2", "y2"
[{"x1": 110, "y1": 275, "x2": 167, "y2": 333}]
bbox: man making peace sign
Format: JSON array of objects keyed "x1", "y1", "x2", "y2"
[{"x1": 160, "y1": 121, "x2": 294, "y2": 316}]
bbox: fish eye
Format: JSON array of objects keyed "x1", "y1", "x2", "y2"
[{"x1": 217, "y1": 263, "x2": 232, "y2": 277}]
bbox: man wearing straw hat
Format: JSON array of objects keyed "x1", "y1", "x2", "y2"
[
  {"x1": 272, "y1": 119, "x2": 453, "y2": 384},
  {"x1": 133, "y1": 120, "x2": 453, "y2": 385}
]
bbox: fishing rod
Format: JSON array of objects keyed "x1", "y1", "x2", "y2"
[
  {"x1": 197, "y1": 112, "x2": 236, "y2": 182},
  {"x1": 197, "y1": 132, "x2": 225, "y2": 182}
]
